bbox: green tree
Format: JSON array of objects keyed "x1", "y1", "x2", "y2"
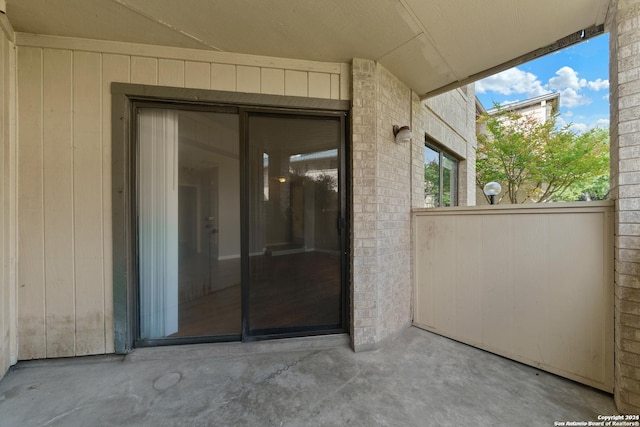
[
  {"x1": 476, "y1": 108, "x2": 609, "y2": 204},
  {"x1": 554, "y1": 173, "x2": 610, "y2": 201},
  {"x1": 424, "y1": 160, "x2": 440, "y2": 206}
]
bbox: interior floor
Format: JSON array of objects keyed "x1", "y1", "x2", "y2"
[{"x1": 172, "y1": 251, "x2": 341, "y2": 338}]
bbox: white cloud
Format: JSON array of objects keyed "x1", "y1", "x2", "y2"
[
  {"x1": 564, "y1": 111, "x2": 574, "y2": 118},
  {"x1": 587, "y1": 78, "x2": 609, "y2": 91},
  {"x1": 556, "y1": 116, "x2": 609, "y2": 133},
  {"x1": 548, "y1": 66, "x2": 587, "y2": 91},
  {"x1": 568, "y1": 122, "x2": 589, "y2": 133},
  {"x1": 476, "y1": 67, "x2": 549, "y2": 97},
  {"x1": 558, "y1": 87, "x2": 591, "y2": 108},
  {"x1": 556, "y1": 116, "x2": 567, "y2": 127},
  {"x1": 603, "y1": 93, "x2": 610, "y2": 101},
  {"x1": 476, "y1": 65, "x2": 609, "y2": 122}
]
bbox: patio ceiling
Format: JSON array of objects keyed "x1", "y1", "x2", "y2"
[{"x1": 6, "y1": 0, "x2": 610, "y2": 98}]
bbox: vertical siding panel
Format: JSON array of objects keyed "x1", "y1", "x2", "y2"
[
  {"x1": 285, "y1": 70, "x2": 308, "y2": 97},
  {"x1": 42, "y1": 48, "x2": 75, "y2": 358},
  {"x1": 0, "y1": 33, "x2": 6, "y2": 375},
  {"x1": 17, "y1": 47, "x2": 45, "y2": 360},
  {"x1": 7, "y1": 35, "x2": 17, "y2": 365},
  {"x1": 481, "y1": 214, "x2": 513, "y2": 352},
  {"x1": 330, "y1": 74, "x2": 340, "y2": 100},
  {"x1": 131, "y1": 56, "x2": 157, "y2": 85},
  {"x1": 236, "y1": 65, "x2": 260, "y2": 93},
  {"x1": 210, "y1": 63, "x2": 236, "y2": 91},
  {"x1": 339, "y1": 63, "x2": 350, "y2": 100},
  {"x1": 73, "y1": 51, "x2": 105, "y2": 355},
  {"x1": 308, "y1": 72, "x2": 331, "y2": 99},
  {"x1": 185, "y1": 61, "x2": 210, "y2": 89},
  {"x1": 102, "y1": 53, "x2": 130, "y2": 353},
  {"x1": 453, "y1": 216, "x2": 483, "y2": 344},
  {"x1": 158, "y1": 59, "x2": 184, "y2": 87},
  {"x1": 261, "y1": 68, "x2": 284, "y2": 95}
]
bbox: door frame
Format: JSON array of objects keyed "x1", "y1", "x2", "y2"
[
  {"x1": 111, "y1": 83, "x2": 350, "y2": 353},
  {"x1": 240, "y1": 108, "x2": 349, "y2": 342}
]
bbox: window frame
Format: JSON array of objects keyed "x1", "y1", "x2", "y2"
[
  {"x1": 111, "y1": 82, "x2": 351, "y2": 353},
  {"x1": 424, "y1": 138, "x2": 460, "y2": 208}
]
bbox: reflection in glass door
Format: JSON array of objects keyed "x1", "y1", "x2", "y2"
[
  {"x1": 135, "y1": 106, "x2": 346, "y2": 345},
  {"x1": 246, "y1": 114, "x2": 344, "y2": 336},
  {"x1": 137, "y1": 108, "x2": 241, "y2": 342}
]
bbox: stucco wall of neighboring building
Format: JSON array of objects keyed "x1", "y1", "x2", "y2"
[{"x1": 351, "y1": 59, "x2": 476, "y2": 351}]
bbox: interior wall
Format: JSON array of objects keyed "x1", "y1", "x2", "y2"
[
  {"x1": 15, "y1": 33, "x2": 350, "y2": 360},
  {"x1": 178, "y1": 111, "x2": 241, "y2": 260},
  {"x1": 0, "y1": 16, "x2": 15, "y2": 378},
  {"x1": 217, "y1": 156, "x2": 241, "y2": 259}
]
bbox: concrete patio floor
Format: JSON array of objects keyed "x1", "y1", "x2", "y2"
[{"x1": 0, "y1": 327, "x2": 616, "y2": 426}]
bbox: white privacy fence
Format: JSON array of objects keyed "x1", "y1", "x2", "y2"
[{"x1": 413, "y1": 202, "x2": 614, "y2": 392}]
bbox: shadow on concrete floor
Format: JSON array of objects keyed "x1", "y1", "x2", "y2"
[{"x1": 0, "y1": 327, "x2": 616, "y2": 426}]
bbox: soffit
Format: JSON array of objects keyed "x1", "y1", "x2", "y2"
[{"x1": 6, "y1": 0, "x2": 610, "y2": 98}]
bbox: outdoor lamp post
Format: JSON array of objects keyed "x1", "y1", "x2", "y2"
[{"x1": 483, "y1": 182, "x2": 502, "y2": 205}]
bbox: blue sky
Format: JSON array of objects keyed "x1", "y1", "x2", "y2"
[{"x1": 475, "y1": 33, "x2": 610, "y2": 133}]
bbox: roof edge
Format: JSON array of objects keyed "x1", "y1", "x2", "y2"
[{"x1": 420, "y1": 24, "x2": 605, "y2": 100}]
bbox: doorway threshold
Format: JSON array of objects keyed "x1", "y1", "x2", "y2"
[{"x1": 126, "y1": 333, "x2": 350, "y2": 362}]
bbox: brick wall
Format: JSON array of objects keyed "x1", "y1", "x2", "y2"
[
  {"x1": 421, "y1": 87, "x2": 477, "y2": 207},
  {"x1": 351, "y1": 59, "x2": 413, "y2": 350},
  {"x1": 351, "y1": 59, "x2": 379, "y2": 348},
  {"x1": 351, "y1": 59, "x2": 476, "y2": 350},
  {"x1": 374, "y1": 65, "x2": 413, "y2": 343},
  {"x1": 612, "y1": 0, "x2": 640, "y2": 413}
]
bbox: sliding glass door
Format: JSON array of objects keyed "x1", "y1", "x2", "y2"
[
  {"x1": 135, "y1": 105, "x2": 346, "y2": 345},
  {"x1": 245, "y1": 113, "x2": 345, "y2": 337},
  {"x1": 137, "y1": 107, "x2": 241, "y2": 342}
]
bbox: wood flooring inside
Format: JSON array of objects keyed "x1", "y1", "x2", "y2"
[{"x1": 172, "y1": 251, "x2": 341, "y2": 338}]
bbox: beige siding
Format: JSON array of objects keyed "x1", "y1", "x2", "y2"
[
  {"x1": 17, "y1": 46, "x2": 46, "y2": 360},
  {"x1": 42, "y1": 48, "x2": 75, "y2": 357},
  {"x1": 413, "y1": 203, "x2": 614, "y2": 392},
  {"x1": 285, "y1": 70, "x2": 308, "y2": 97},
  {"x1": 184, "y1": 61, "x2": 209, "y2": 89},
  {"x1": 210, "y1": 63, "x2": 236, "y2": 91},
  {"x1": 15, "y1": 34, "x2": 350, "y2": 359},
  {"x1": 0, "y1": 19, "x2": 16, "y2": 378},
  {"x1": 0, "y1": 28, "x2": 6, "y2": 377},
  {"x1": 236, "y1": 65, "x2": 261, "y2": 93},
  {"x1": 73, "y1": 51, "x2": 105, "y2": 356},
  {"x1": 308, "y1": 72, "x2": 330, "y2": 99},
  {"x1": 261, "y1": 68, "x2": 284, "y2": 96},
  {"x1": 158, "y1": 59, "x2": 184, "y2": 87},
  {"x1": 101, "y1": 53, "x2": 130, "y2": 354}
]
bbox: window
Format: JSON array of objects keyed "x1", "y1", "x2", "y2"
[{"x1": 424, "y1": 141, "x2": 458, "y2": 207}]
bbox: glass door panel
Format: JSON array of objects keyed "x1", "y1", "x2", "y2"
[
  {"x1": 246, "y1": 114, "x2": 343, "y2": 335},
  {"x1": 137, "y1": 108, "x2": 241, "y2": 341}
]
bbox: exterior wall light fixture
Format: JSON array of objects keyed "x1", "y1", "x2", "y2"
[
  {"x1": 393, "y1": 125, "x2": 412, "y2": 144},
  {"x1": 483, "y1": 181, "x2": 502, "y2": 205}
]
